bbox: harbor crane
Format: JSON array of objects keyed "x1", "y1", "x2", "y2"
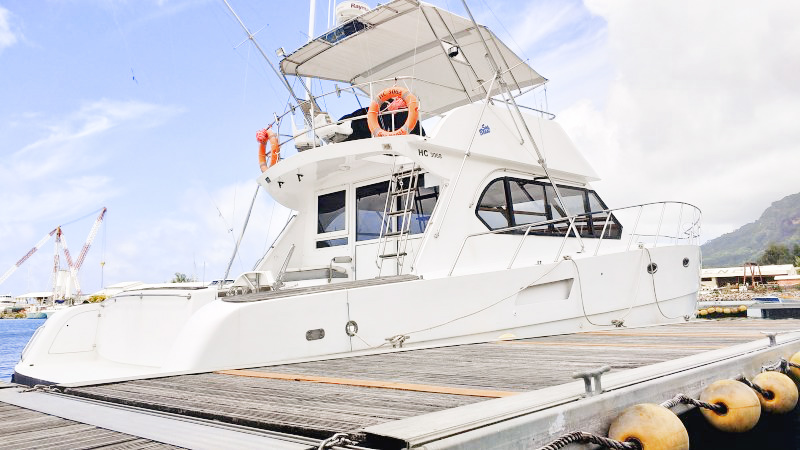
[
  {"x1": 0, "y1": 228, "x2": 59, "y2": 287},
  {"x1": 0, "y1": 208, "x2": 107, "y2": 300}
]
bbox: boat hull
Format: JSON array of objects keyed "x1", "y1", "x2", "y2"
[{"x1": 13, "y1": 245, "x2": 700, "y2": 386}]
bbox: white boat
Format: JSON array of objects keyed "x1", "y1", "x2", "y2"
[
  {"x1": 13, "y1": 1, "x2": 701, "y2": 386},
  {"x1": 24, "y1": 304, "x2": 48, "y2": 320},
  {"x1": 0, "y1": 295, "x2": 19, "y2": 315},
  {"x1": 39, "y1": 303, "x2": 69, "y2": 319}
]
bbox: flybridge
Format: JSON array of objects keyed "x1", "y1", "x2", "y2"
[{"x1": 279, "y1": 0, "x2": 547, "y2": 117}]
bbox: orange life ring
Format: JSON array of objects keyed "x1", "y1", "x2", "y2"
[
  {"x1": 366, "y1": 86, "x2": 419, "y2": 137},
  {"x1": 256, "y1": 128, "x2": 280, "y2": 172}
]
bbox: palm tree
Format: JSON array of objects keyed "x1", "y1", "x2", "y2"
[{"x1": 170, "y1": 272, "x2": 195, "y2": 283}]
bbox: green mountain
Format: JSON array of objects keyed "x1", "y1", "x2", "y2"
[{"x1": 701, "y1": 192, "x2": 800, "y2": 267}]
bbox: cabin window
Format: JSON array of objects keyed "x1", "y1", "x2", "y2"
[
  {"x1": 317, "y1": 190, "x2": 346, "y2": 234},
  {"x1": 587, "y1": 191, "x2": 622, "y2": 239},
  {"x1": 356, "y1": 181, "x2": 389, "y2": 241},
  {"x1": 356, "y1": 175, "x2": 439, "y2": 241},
  {"x1": 545, "y1": 185, "x2": 592, "y2": 237},
  {"x1": 408, "y1": 185, "x2": 439, "y2": 234},
  {"x1": 508, "y1": 180, "x2": 548, "y2": 233},
  {"x1": 475, "y1": 177, "x2": 622, "y2": 239},
  {"x1": 476, "y1": 178, "x2": 511, "y2": 229},
  {"x1": 316, "y1": 238, "x2": 348, "y2": 248},
  {"x1": 321, "y1": 19, "x2": 368, "y2": 44}
]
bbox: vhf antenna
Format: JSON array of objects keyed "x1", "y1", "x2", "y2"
[{"x1": 220, "y1": 0, "x2": 318, "y2": 125}]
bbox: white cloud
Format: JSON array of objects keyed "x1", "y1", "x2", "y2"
[
  {"x1": 555, "y1": 0, "x2": 800, "y2": 243},
  {"x1": 0, "y1": 7, "x2": 18, "y2": 52},
  {"x1": 0, "y1": 99, "x2": 183, "y2": 272},
  {"x1": 474, "y1": 0, "x2": 612, "y2": 112},
  {"x1": 101, "y1": 181, "x2": 291, "y2": 286},
  {"x1": 506, "y1": 1, "x2": 590, "y2": 54}
]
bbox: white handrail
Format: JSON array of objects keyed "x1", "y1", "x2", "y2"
[{"x1": 448, "y1": 201, "x2": 702, "y2": 276}]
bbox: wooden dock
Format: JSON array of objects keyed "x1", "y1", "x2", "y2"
[{"x1": 3, "y1": 318, "x2": 800, "y2": 449}]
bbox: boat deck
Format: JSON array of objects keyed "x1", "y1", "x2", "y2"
[
  {"x1": 4, "y1": 318, "x2": 800, "y2": 449},
  {"x1": 222, "y1": 274, "x2": 419, "y2": 302}
]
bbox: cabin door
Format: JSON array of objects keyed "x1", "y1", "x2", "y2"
[{"x1": 355, "y1": 242, "x2": 398, "y2": 280}]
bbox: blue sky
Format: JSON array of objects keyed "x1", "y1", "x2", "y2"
[{"x1": 1, "y1": 0, "x2": 798, "y2": 296}]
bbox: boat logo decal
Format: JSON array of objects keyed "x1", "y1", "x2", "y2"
[{"x1": 479, "y1": 124, "x2": 491, "y2": 136}]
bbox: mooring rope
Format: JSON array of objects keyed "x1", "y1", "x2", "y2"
[
  {"x1": 642, "y1": 248, "x2": 686, "y2": 320},
  {"x1": 568, "y1": 252, "x2": 642, "y2": 327},
  {"x1": 737, "y1": 376, "x2": 774, "y2": 399},
  {"x1": 350, "y1": 260, "x2": 568, "y2": 348},
  {"x1": 536, "y1": 431, "x2": 641, "y2": 450},
  {"x1": 317, "y1": 432, "x2": 363, "y2": 450},
  {"x1": 540, "y1": 390, "x2": 732, "y2": 450},
  {"x1": 660, "y1": 393, "x2": 727, "y2": 413},
  {"x1": 22, "y1": 384, "x2": 63, "y2": 394}
]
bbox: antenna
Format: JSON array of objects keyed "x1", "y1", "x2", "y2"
[
  {"x1": 220, "y1": 0, "x2": 318, "y2": 124},
  {"x1": 307, "y1": 0, "x2": 316, "y2": 101},
  {"x1": 223, "y1": 185, "x2": 260, "y2": 281}
]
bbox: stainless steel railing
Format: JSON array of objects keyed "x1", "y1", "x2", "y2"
[
  {"x1": 261, "y1": 75, "x2": 555, "y2": 161},
  {"x1": 448, "y1": 201, "x2": 701, "y2": 276}
]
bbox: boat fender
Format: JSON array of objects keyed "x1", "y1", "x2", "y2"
[
  {"x1": 367, "y1": 86, "x2": 419, "y2": 137},
  {"x1": 738, "y1": 305, "x2": 747, "y2": 312},
  {"x1": 698, "y1": 309, "x2": 708, "y2": 316},
  {"x1": 722, "y1": 307, "x2": 731, "y2": 314},
  {"x1": 751, "y1": 371, "x2": 798, "y2": 414},
  {"x1": 607, "y1": 403, "x2": 689, "y2": 450},
  {"x1": 256, "y1": 128, "x2": 280, "y2": 172},
  {"x1": 789, "y1": 351, "x2": 800, "y2": 380},
  {"x1": 699, "y1": 379, "x2": 761, "y2": 432}
]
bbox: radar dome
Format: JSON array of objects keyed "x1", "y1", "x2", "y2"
[{"x1": 335, "y1": 2, "x2": 370, "y2": 25}]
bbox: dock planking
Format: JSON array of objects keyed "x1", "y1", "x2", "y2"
[
  {"x1": 0, "y1": 402, "x2": 180, "y2": 450},
  {"x1": 59, "y1": 318, "x2": 800, "y2": 440}
]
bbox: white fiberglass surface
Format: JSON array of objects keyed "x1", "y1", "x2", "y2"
[{"x1": 280, "y1": 2, "x2": 545, "y2": 117}]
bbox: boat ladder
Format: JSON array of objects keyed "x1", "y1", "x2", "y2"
[{"x1": 376, "y1": 163, "x2": 421, "y2": 276}]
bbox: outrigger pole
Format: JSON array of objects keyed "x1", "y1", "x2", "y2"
[
  {"x1": 220, "y1": 0, "x2": 317, "y2": 125},
  {"x1": 223, "y1": 185, "x2": 260, "y2": 282},
  {"x1": 458, "y1": 0, "x2": 585, "y2": 253}
]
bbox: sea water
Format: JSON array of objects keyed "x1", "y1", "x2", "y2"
[
  {"x1": 683, "y1": 402, "x2": 800, "y2": 448},
  {"x1": 0, "y1": 318, "x2": 45, "y2": 381}
]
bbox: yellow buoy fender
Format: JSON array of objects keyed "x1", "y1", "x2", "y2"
[
  {"x1": 699, "y1": 309, "x2": 708, "y2": 316},
  {"x1": 723, "y1": 307, "x2": 731, "y2": 314},
  {"x1": 752, "y1": 371, "x2": 799, "y2": 414},
  {"x1": 699, "y1": 379, "x2": 761, "y2": 432},
  {"x1": 738, "y1": 305, "x2": 747, "y2": 312},
  {"x1": 608, "y1": 403, "x2": 689, "y2": 450},
  {"x1": 789, "y1": 351, "x2": 800, "y2": 380}
]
